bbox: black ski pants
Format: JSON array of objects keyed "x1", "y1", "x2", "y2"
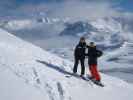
[{"x1": 73, "y1": 58, "x2": 85, "y2": 75}]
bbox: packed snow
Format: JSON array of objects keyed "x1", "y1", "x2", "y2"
[{"x1": 0, "y1": 28, "x2": 133, "y2": 100}]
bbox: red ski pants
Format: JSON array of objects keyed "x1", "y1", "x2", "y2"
[{"x1": 89, "y1": 64, "x2": 101, "y2": 81}]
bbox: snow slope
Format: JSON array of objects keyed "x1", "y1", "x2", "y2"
[{"x1": 0, "y1": 28, "x2": 133, "y2": 100}]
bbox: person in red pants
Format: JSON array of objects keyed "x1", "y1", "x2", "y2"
[{"x1": 86, "y1": 42, "x2": 103, "y2": 82}]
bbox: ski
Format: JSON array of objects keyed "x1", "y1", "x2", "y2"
[
  {"x1": 85, "y1": 75, "x2": 104, "y2": 87},
  {"x1": 93, "y1": 80, "x2": 104, "y2": 87},
  {"x1": 65, "y1": 74, "x2": 104, "y2": 87},
  {"x1": 89, "y1": 79, "x2": 104, "y2": 87},
  {"x1": 65, "y1": 73, "x2": 90, "y2": 81}
]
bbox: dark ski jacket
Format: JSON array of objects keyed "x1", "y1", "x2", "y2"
[
  {"x1": 74, "y1": 42, "x2": 86, "y2": 59},
  {"x1": 86, "y1": 46, "x2": 103, "y2": 65}
]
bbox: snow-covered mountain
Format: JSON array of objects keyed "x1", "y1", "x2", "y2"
[
  {"x1": 1, "y1": 16, "x2": 133, "y2": 84},
  {"x1": 0, "y1": 17, "x2": 67, "y2": 39},
  {"x1": 1, "y1": 28, "x2": 133, "y2": 100},
  {"x1": 99, "y1": 41, "x2": 133, "y2": 83},
  {"x1": 0, "y1": 17, "x2": 128, "y2": 49}
]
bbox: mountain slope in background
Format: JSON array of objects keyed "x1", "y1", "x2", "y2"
[
  {"x1": 0, "y1": 29, "x2": 133, "y2": 100},
  {"x1": 1, "y1": 17, "x2": 133, "y2": 84},
  {"x1": 1, "y1": 17, "x2": 133, "y2": 50},
  {"x1": 0, "y1": 17, "x2": 129, "y2": 51}
]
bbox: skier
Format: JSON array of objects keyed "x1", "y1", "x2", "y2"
[
  {"x1": 86, "y1": 42, "x2": 103, "y2": 82},
  {"x1": 73, "y1": 37, "x2": 87, "y2": 77}
]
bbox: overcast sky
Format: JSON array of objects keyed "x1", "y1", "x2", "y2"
[{"x1": 0, "y1": 0, "x2": 133, "y2": 19}]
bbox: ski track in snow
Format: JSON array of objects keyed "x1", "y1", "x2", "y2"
[{"x1": 57, "y1": 82, "x2": 64, "y2": 100}]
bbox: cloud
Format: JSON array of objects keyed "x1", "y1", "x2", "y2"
[
  {"x1": 46, "y1": 0, "x2": 119, "y2": 19},
  {"x1": 0, "y1": 0, "x2": 132, "y2": 20}
]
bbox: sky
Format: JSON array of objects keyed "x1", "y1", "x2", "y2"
[
  {"x1": 0, "y1": 0, "x2": 133, "y2": 19},
  {"x1": 118, "y1": 0, "x2": 133, "y2": 12}
]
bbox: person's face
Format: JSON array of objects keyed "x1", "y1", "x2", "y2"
[
  {"x1": 90, "y1": 43, "x2": 95, "y2": 47},
  {"x1": 80, "y1": 39, "x2": 85, "y2": 43}
]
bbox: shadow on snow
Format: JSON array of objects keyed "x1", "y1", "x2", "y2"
[{"x1": 36, "y1": 60, "x2": 89, "y2": 81}]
